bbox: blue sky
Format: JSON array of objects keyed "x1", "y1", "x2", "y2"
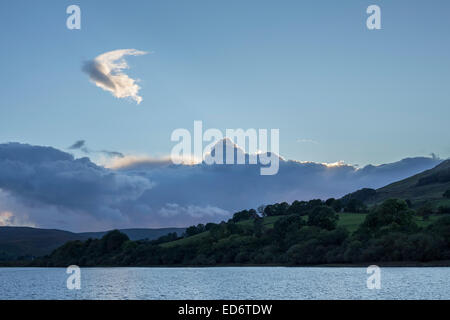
[{"x1": 1, "y1": 0, "x2": 449, "y2": 166}]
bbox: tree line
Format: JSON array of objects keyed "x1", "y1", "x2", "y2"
[{"x1": 29, "y1": 196, "x2": 450, "y2": 267}]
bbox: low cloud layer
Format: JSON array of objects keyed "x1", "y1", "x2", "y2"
[
  {"x1": 0, "y1": 143, "x2": 152, "y2": 230},
  {"x1": 0, "y1": 142, "x2": 442, "y2": 232},
  {"x1": 83, "y1": 49, "x2": 148, "y2": 104}
]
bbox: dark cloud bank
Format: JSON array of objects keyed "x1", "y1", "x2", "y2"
[{"x1": 0, "y1": 142, "x2": 442, "y2": 232}]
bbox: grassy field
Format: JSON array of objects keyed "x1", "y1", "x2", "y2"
[
  {"x1": 160, "y1": 230, "x2": 211, "y2": 248},
  {"x1": 415, "y1": 214, "x2": 442, "y2": 227},
  {"x1": 337, "y1": 213, "x2": 366, "y2": 232},
  {"x1": 161, "y1": 216, "x2": 283, "y2": 248},
  {"x1": 160, "y1": 212, "x2": 447, "y2": 248}
]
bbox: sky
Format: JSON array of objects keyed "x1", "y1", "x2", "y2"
[
  {"x1": 0, "y1": 1, "x2": 450, "y2": 231},
  {"x1": 0, "y1": 0, "x2": 449, "y2": 167}
]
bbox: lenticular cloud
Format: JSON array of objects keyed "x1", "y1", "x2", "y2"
[{"x1": 83, "y1": 49, "x2": 148, "y2": 104}]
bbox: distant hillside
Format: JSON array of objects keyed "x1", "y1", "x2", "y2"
[
  {"x1": 0, "y1": 227, "x2": 88, "y2": 260},
  {"x1": 0, "y1": 226, "x2": 185, "y2": 260},
  {"x1": 344, "y1": 160, "x2": 450, "y2": 207},
  {"x1": 78, "y1": 228, "x2": 185, "y2": 241}
]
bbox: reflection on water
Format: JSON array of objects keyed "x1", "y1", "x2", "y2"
[{"x1": 0, "y1": 267, "x2": 449, "y2": 300}]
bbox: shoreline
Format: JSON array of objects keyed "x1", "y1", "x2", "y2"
[{"x1": 2, "y1": 260, "x2": 450, "y2": 268}]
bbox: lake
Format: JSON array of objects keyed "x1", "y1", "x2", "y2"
[{"x1": 0, "y1": 267, "x2": 449, "y2": 300}]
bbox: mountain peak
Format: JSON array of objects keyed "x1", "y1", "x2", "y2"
[{"x1": 204, "y1": 138, "x2": 282, "y2": 165}]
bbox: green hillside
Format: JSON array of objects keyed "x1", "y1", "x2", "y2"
[
  {"x1": 161, "y1": 212, "x2": 441, "y2": 248},
  {"x1": 370, "y1": 159, "x2": 450, "y2": 207}
]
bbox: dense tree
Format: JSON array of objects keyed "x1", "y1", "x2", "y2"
[
  {"x1": 286, "y1": 227, "x2": 348, "y2": 265},
  {"x1": 405, "y1": 199, "x2": 413, "y2": 208},
  {"x1": 325, "y1": 198, "x2": 335, "y2": 206},
  {"x1": 184, "y1": 224, "x2": 206, "y2": 237},
  {"x1": 325, "y1": 198, "x2": 343, "y2": 213},
  {"x1": 205, "y1": 223, "x2": 217, "y2": 231},
  {"x1": 344, "y1": 199, "x2": 367, "y2": 213},
  {"x1": 427, "y1": 215, "x2": 450, "y2": 258},
  {"x1": 307, "y1": 206, "x2": 339, "y2": 230},
  {"x1": 287, "y1": 200, "x2": 309, "y2": 215},
  {"x1": 438, "y1": 205, "x2": 450, "y2": 214},
  {"x1": 273, "y1": 215, "x2": 306, "y2": 246},
  {"x1": 231, "y1": 209, "x2": 259, "y2": 223},
  {"x1": 274, "y1": 215, "x2": 305, "y2": 235},
  {"x1": 357, "y1": 199, "x2": 417, "y2": 237},
  {"x1": 444, "y1": 189, "x2": 450, "y2": 199},
  {"x1": 263, "y1": 202, "x2": 290, "y2": 216},
  {"x1": 102, "y1": 230, "x2": 130, "y2": 252},
  {"x1": 287, "y1": 199, "x2": 325, "y2": 215},
  {"x1": 253, "y1": 217, "x2": 263, "y2": 237},
  {"x1": 417, "y1": 202, "x2": 433, "y2": 220},
  {"x1": 151, "y1": 232, "x2": 179, "y2": 245}
]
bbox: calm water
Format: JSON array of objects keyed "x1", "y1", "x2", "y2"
[{"x1": 0, "y1": 267, "x2": 449, "y2": 300}]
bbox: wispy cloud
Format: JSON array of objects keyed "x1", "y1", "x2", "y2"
[
  {"x1": 101, "y1": 150, "x2": 125, "y2": 158},
  {"x1": 68, "y1": 140, "x2": 124, "y2": 158},
  {"x1": 83, "y1": 49, "x2": 148, "y2": 104},
  {"x1": 297, "y1": 138, "x2": 319, "y2": 144},
  {"x1": 158, "y1": 203, "x2": 230, "y2": 219},
  {"x1": 68, "y1": 140, "x2": 85, "y2": 150}
]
